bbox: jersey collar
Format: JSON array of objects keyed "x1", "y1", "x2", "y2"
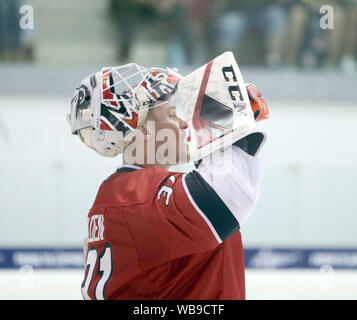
[{"x1": 116, "y1": 164, "x2": 143, "y2": 173}]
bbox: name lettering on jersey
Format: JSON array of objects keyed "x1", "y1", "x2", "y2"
[
  {"x1": 88, "y1": 214, "x2": 105, "y2": 243},
  {"x1": 158, "y1": 175, "x2": 176, "y2": 206}
]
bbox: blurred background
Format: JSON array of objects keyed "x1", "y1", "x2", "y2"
[{"x1": 0, "y1": 0, "x2": 356, "y2": 299}]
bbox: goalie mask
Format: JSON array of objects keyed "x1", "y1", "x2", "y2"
[
  {"x1": 176, "y1": 51, "x2": 267, "y2": 161},
  {"x1": 67, "y1": 63, "x2": 182, "y2": 157}
]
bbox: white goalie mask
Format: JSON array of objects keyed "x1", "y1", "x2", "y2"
[
  {"x1": 67, "y1": 63, "x2": 182, "y2": 157},
  {"x1": 176, "y1": 51, "x2": 266, "y2": 161}
]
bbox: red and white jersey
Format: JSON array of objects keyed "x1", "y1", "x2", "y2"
[{"x1": 81, "y1": 146, "x2": 266, "y2": 300}]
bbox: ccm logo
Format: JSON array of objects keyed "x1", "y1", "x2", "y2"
[{"x1": 222, "y1": 65, "x2": 244, "y2": 102}]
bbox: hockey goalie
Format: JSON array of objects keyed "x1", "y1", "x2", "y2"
[{"x1": 67, "y1": 52, "x2": 269, "y2": 300}]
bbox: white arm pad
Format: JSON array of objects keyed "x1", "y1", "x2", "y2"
[{"x1": 196, "y1": 146, "x2": 266, "y2": 227}]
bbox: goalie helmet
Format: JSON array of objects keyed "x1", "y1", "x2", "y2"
[{"x1": 67, "y1": 63, "x2": 182, "y2": 157}]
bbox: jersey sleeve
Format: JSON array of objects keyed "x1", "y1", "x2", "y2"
[
  {"x1": 196, "y1": 145, "x2": 266, "y2": 226},
  {"x1": 154, "y1": 168, "x2": 240, "y2": 255},
  {"x1": 153, "y1": 145, "x2": 266, "y2": 257}
]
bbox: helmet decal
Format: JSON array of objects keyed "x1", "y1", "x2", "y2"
[{"x1": 73, "y1": 85, "x2": 91, "y2": 119}]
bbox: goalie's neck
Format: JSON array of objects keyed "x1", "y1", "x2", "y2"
[{"x1": 122, "y1": 159, "x2": 171, "y2": 171}]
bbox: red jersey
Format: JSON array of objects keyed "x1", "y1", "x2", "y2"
[{"x1": 81, "y1": 164, "x2": 245, "y2": 300}]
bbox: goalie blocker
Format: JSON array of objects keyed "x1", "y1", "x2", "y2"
[{"x1": 176, "y1": 51, "x2": 269, "y2": 162}]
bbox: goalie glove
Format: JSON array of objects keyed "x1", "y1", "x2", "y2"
[
  {"x1": 246, "y1": 83, "x2": 270, "y2": 122},
  {"x1": 232, "y1": 83, "x2": 269, "y2": 156}
]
